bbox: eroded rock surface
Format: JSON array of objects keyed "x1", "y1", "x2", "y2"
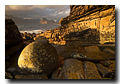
[{"x1": 18, "y1": 40, "x2": 58, "y2": 76}]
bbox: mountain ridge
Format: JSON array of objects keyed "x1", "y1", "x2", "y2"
[{"x1": 5, "y1": 14, "x2": 58, "y2": 24}]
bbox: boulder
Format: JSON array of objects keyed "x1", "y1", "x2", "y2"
[
  {"x1": 18, "y1": 40, "x2": 58, "y2": 76},
  {"x1": 57, "y1": 59, "x2": 84, "y2": 79},
  {"x1": 5, "y1": 19, "x2": 24, "y2": 56},
  {"x1": 84, "y1": 61, "x2": 102, "y2": 79},
  {"x1": 5, "y1": 19, "x2": 23, "y2": 47}
]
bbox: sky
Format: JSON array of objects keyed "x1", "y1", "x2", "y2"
[{"x1": 5, "y1": 5, "x2": 70, "y2": 21}]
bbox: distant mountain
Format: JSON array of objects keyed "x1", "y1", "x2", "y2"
[
  {"x1": 5, "y1": 14, "x2": 57, "y2": 24},
  {"x1": 39, "y1": 18, "x2": 56, "y2": 24},
  {"x1": 5, "y1": 14, "x2": 41, "y2": 24}
]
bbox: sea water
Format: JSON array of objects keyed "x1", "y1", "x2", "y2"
[{"x1": 17, "y1": 23, "x2": 61, "y2": 34}]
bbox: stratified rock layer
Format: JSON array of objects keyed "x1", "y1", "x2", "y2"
[
  {"x1": 38, "y1": 5, "x2": 115, "y2": 45},
  {"x1": 18, "y1": 40, "x2": 58, "y2": 75}
]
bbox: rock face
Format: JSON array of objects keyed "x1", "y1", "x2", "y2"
[
  {"x1": 18, "y1": 40, "x2": 58, "y2": 76},
  {"x1": 38, "y1": 5, "x2": 115, "y2": 45},
  {"x1": 5, "y1": 19, "x2": 24, "y2": 56}
]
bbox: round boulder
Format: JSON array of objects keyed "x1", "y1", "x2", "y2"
[{"x1": 18, "y1": 40, "x2": 58, "y2": 75}]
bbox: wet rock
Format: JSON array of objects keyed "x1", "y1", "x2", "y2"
[
  {"x1": 84, "y1": 46, "x2": 101, "y2": 53},
  {"x1": 18, "y1": 40, "x2": 58, "y2": 76},
  {"x1": 15, "y1": 73, "x2": 48, "y2": 79},
  {"x1": 84, "y1": 61, "x2": 102, "y2": 79},
  {"x1": 57, "y1": 59, "x2": 84, "y2": 79},
  {"x1": 96, "y1": 63, "x2": 113, "y2": 78}
]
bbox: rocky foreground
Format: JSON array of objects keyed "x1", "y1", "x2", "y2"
[
  {"x1": 5, "y1": 5, "x2": 115, "y2": 79},
  {"x1": 5, "y1": 19, "x2": 115, "y2": 79}
]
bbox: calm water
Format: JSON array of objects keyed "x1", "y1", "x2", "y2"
[{"x1": 17, "y1": 23, "x2": 61, "y2": 34}]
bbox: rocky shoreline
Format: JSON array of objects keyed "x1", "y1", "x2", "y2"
[
  {"x1": 5, "y1": 27, "x2": 115, "y2": 79},
  {"x1": 5, "y1": 5, "x2": 115, "y2": 79}
]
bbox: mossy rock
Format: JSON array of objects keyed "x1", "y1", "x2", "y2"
[{"x1": 18, "y1": 40, "x2": 58, "y2": 76}]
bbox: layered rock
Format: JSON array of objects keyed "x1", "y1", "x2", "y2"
[
  {"x1": 38, "y1": 5, "x2": 115, "y2": 45},
  {"x1": 61, "y1": 5, "x2": 115, "y2": 44},
  {"x1": 5, "y1": 19, "x2": 24, "y2": 56}
]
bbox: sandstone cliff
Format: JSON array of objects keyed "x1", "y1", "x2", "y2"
[{"x1": 37, "y1": 5, "x2": 115, "y2": 45}]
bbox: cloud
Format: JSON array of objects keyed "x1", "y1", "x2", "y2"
[{"x1": 5, "y1": 5, "x2": 70, "y2": 20}]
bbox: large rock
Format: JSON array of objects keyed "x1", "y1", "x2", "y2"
[
  {"x1": 5, "y1": 19, "x2": 23, "y2": 47},
  {"x1": 18, "y1": 40, "x2": 58, "y2": 76},
  {"x1": 5, "y1": 19, "x2": 24, "y2": 56},
  {"x1": 84, "y1": 61, "x2": 102, "y2": 79},
  {"x1": 57, "y1": 59, "x2": 84, "y2": 79}
]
